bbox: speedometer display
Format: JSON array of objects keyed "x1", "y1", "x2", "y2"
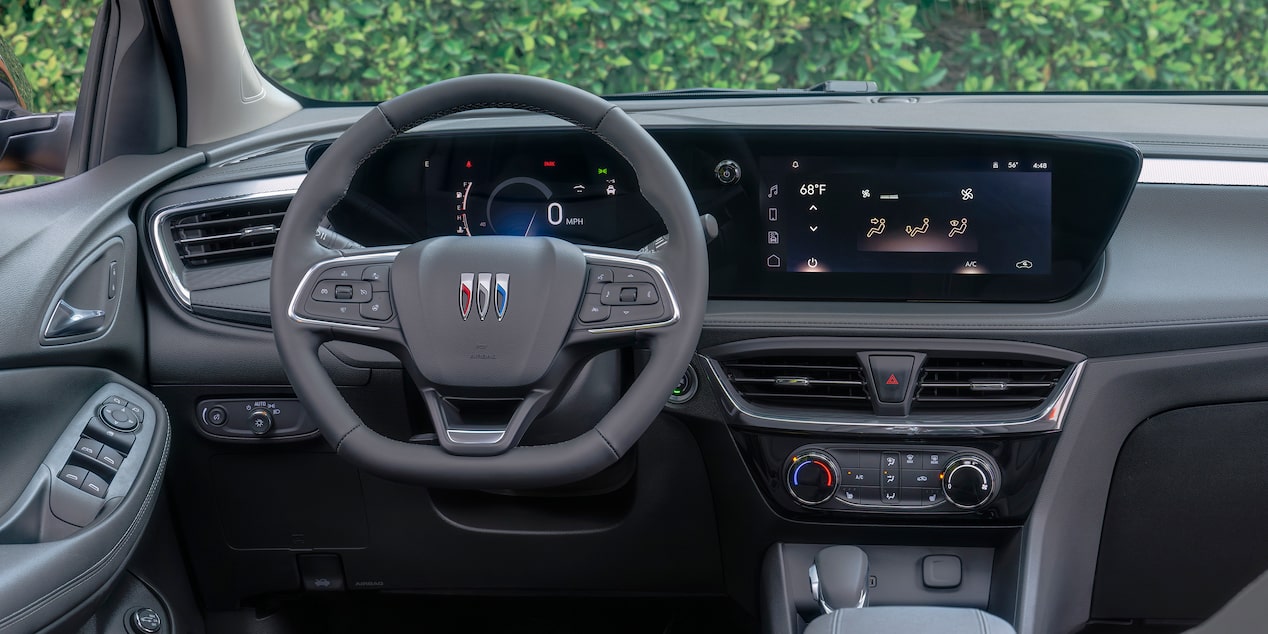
[{"x1": 327, "y1": 130, "x2": 665, "y2": 249}]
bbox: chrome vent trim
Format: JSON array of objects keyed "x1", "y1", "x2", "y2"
[
  {"x1": 719, "y1": 356, "x2": 871, "y2": 411},
  {"x1": 913, "y1": 357, "x2": 1067, "y2": 412},
  {"x1": 702, "y1": 355, "x2": 1086, "y2": 436}
]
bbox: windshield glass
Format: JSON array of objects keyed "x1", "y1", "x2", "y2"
[{"x1": 242, "y1": 1, "x2": 1265, "y2": 100}]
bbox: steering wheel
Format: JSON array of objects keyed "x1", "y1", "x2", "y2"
[{"x1": 270, "y1": 74, "x2": 708, "y2": 489}]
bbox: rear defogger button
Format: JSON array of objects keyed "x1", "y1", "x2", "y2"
[{"x1": 869, "y1": 355, "x2": 915, "y2": 403}]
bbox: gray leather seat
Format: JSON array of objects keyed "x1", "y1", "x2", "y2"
[{"x1": 805, "y1": 606, "x2": 1015, "y2": 634}]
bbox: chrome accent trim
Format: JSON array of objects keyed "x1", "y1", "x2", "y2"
[
  {"x1": 809, "y1": 562, "x2": 867, "y2": 614},
  {"x1": 286, "y1": 250, "x2": 401, "y2": 332},
  {"x1": 703, "y1": 357, "x2": 1086, "y2": 436},
  {"x1": 582, "y1": 252, "x2": 682, "y2": 334},
  {"x1": 476, "y1": 272, "x2": 492, "y2": 320},
  {"x1": 1138, "y1": 158, "x2": 1268, "y2": 186},
  {"x1": 148, "y1": 183, "x2": 302, "y2": 309},
  {"x1": 445, "y1": 429, "x2": 507, "y2": 445},
  {"x1": 495, "y1": 272, "x2": 510, "y2": 320},
  {"x1": 459, "y1": 272, "x2": 474, "y2": 320}
]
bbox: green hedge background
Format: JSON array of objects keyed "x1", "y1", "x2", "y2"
[{"x1": 2, "y1": 0, "x2": 1267, "y2": 186}]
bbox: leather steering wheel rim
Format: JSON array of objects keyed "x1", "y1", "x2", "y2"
[{"x1": 270, "y1": 74, "x2": 708, "y2": 489}]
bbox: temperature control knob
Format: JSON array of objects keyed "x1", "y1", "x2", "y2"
[
  {"x1": 941, "y1": 454, "x2": 998, "y2": 510},
  {"x1": 787, "y1": 451, "x2": 839, "y2": 506}
]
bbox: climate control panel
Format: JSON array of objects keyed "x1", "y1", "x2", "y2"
[{"x1": 785, "y1": 445, "x2": 1000, "y2": 512}]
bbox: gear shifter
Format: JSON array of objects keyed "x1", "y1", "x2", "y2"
[{"x1": 809, "y1": 546, "x2": 869, "y2": 613}]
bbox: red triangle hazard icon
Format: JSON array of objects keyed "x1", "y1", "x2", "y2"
[{"x1": 886, "y1": 374, "x2": 900, "y2": 385}]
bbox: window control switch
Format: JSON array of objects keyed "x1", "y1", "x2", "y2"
[
  {"x1": 74, "y1": 437, "x2": 104, "y2": 460},
  {"x1": 58, "y1": 465, "x2": 89, "y2": 488},
  {"x1": 96, "y1": 446, "x2": 125, "y2": 471},
  {"x1": 81, "y1": 472, "x2": 109, "y2": 498}
]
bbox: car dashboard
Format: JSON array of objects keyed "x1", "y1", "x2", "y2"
[{"x1": 116, "y1": 95, "x2": 1268, "y2": 634}]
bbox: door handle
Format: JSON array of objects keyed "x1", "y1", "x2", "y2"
[{"x1": 45, "y1": 299, "x2": 106, "y2": 338}]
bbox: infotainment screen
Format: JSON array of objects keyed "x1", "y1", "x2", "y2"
[{"x1": 758, "y1": 158, "x2": 1052, "y2": 276}]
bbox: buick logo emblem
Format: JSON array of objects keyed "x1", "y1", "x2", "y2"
[{"x1": 460, "y1": 273, "x2": 508, "y2": 321}]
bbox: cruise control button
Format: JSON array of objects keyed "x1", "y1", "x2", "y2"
[
  {"x1": 81, "y1": 472, "x2": 109, "y2": 498},
  {"x1": 311, "y1": 280, "x2": 340, "y2": 302},
  {"x1": 362, "y1": 265, "x2": 390, "y2": 291},
  {"x1": 58, "y1": 465, "x2": 89, "y2": 488},
  {"x1": 74, "y1": 437, "x2": 104, "y2": 459},
  {"x1": 322, "y1": 265, "x2": 364, "y2": 281},
  {"x1": 303, "y1": 298, "x2": 363, "y2": 323},
  {"x1": 360, "y1": 293, "x2": 393, "y2": 321},
  {"x1": 901, "y1": 469, "x2": 940, "y2": 488},
  {"x1": 611, "y1": 267, "x2": 654, "y2": 283},
  {"x1": 578, "y1": 294, "x2": 610, "y2": 323},
  {"x1": 606, "y1": 304, "x2": 665, "y2": 326}
]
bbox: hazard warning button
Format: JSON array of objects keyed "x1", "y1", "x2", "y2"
[{"x1": 868, "y1": 355, "x2": 916, "y2": 403}]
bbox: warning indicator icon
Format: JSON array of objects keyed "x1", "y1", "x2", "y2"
[{"x1": 886, "y1": 374, "x2": 900, "y2": 385}]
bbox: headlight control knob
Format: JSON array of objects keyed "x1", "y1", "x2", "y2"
[
  {"x1": 787, "y1": 450, "x2": 839, "y2": 506},
  {"x1": 248, "y1": 408, "x2": 273, "y2": 436},
  {"x1": 941, "y1": 453, "x2": 998, "y2": 510}
]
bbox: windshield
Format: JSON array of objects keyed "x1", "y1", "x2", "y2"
[{"x1": 237, "y1": 2, "x2": 1263, "y2": 99}]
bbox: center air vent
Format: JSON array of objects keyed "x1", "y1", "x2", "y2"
[
  {"x1": 913, "y1": 357, "x2": 1067, "y2": 412},
  {"x1": 168, "y1": 198, "x2": 288, "y2": 267},
  {"x1": 720, "y1": 356, "x2": 870, "y2": 411}
]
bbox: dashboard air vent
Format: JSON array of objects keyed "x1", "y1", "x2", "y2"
[
  {"x1": 169, "y1": 198, "x2": 288, "y2": 267},
  {"x1": 913, "y1": 357, "x2": 1067, "y2": 412},
  {"x1": 720, "y1": 356, "x2": 870, "y2": 411}
]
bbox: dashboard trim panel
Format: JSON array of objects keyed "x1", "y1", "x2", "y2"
[
  {"x1": 1138, "y1": 158, "x2": 1268, "y2": 186},
  {"x1": 701, "y1": 355, "x2": 1085, "y2": 436}
]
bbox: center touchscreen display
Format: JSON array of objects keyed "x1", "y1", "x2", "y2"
[{"x1": 758, "y1": 157, "x2": 1052, "y2": 276}]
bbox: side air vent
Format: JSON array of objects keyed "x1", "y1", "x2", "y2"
[
  {"x1": 913, "y1": 357, "x2": 1067, "y2": 412},
  {"x1": 169, "y1": 198, "x2": 288, "y2": 267},
  {"x1": 720, "y1": 356, "x2": 871, "y2": 411}
]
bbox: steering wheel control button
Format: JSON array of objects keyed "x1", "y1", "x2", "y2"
[
  {"x1": 303, "y1": 299, "x2": 361, "y2": 322},
  {"x1": 129, "y1": 607, "x2": 162, "y2": 634},
  {"x1": 86, "y1": 417, "x2": 136, "y2": 452},
  {"x1": 578, "y1": 294, "x2": 610, "y2": 323},
  {"x1": 58, "y1": 465, "x2": 89, "y2": 488},
  {"x1": 587, "y1": 267, "x2": 614, "y2": 292},
  {"x1": 942, "y1": 454, "x2": 998, "y2": 510},
  {"x1": 81, "y1": 472, "x2": 109, "y2": 498},
  {"x1": 611, "y1": 267, "x2": 654, "y2": 284},
  {"x1": 868, "y1": 355, "x2": 916, "y2": 403},
  {"x1": 607, "y1": 304, "x2": 664, "y2": 326},
  {"x1": 248, "y1": 409, "x2": 274, "y2": 436},
  {"x1": 787, "y1": 451, "x2": 839, "y2": 506},
  {"x1": 322, "y1": 265, "x2": 364, "y2": 281},
  {"x1": 360, "y1": 293, "x2": 394, "y2": 321},
  {"x1": 298, "y1": 554, "x2": 346, "y2": 592},
  {"x1": 362, "y1": 264, "x2": 390, "y2": 290},
  {"x1": 74, "y1": 437, "x2": 105, "y2": 460}
]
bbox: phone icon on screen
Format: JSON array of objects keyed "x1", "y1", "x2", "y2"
[{"x1": 768, "y1": 207, "x2": 778, "y2": 221}]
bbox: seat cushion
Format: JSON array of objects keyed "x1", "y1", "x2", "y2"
[{"x1": 805, "y1": 606, "x2": 1016, "y2": 634}]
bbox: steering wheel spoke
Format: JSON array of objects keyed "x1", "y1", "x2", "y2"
[
  {"x1": 568, "y1": 247, "x2": 681, "y2": 344},
  {"x1": 286, "y1": 249, "x2": 404, "y2": 348}
]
